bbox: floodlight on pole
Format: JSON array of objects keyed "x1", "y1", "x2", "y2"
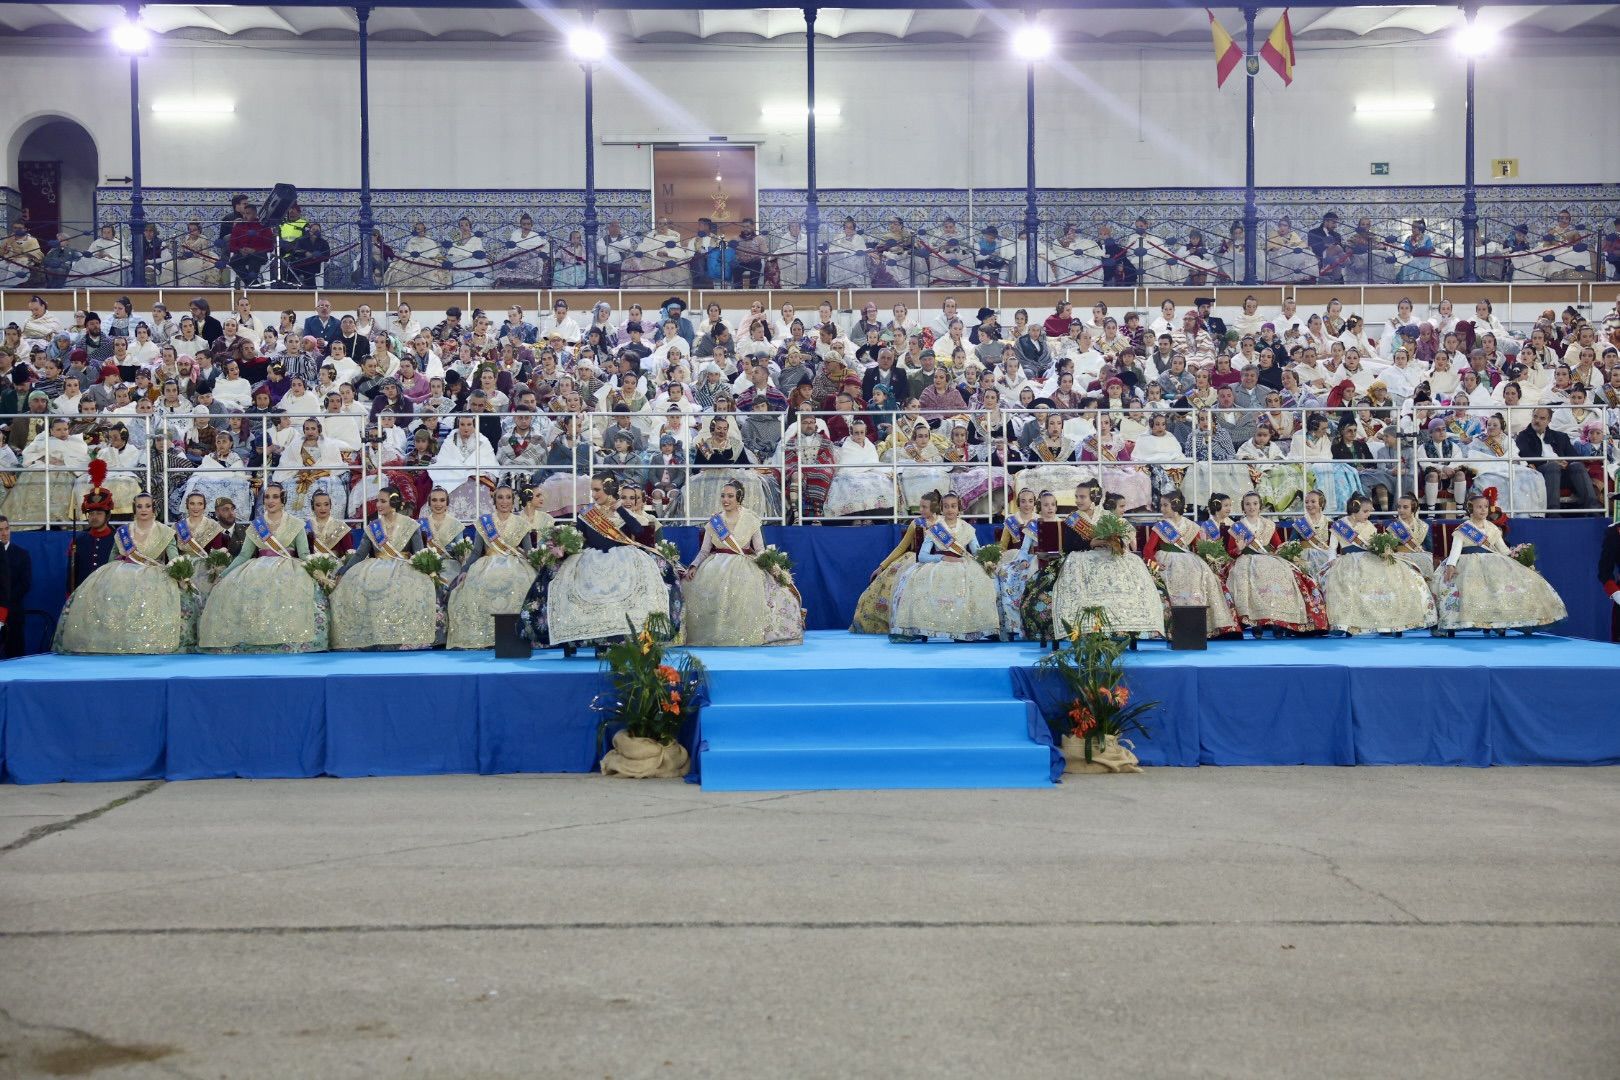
[
  {"x1": 1010, "y1": 23, "x2": 1051, "y2": 60},
  {"x1": 569, "y1": 26, "x2": 606, "y2": 61},
  {"x1": 1454, "y1": 18, "x2": 1496, "y2": 57},
  {"x1": 111, "y1": 13, "x2": 149, "y2": 54}
]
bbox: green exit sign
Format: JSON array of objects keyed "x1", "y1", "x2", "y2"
[{"x1": 1370, "y1": 162, "x2": 1390, "y2": 176}]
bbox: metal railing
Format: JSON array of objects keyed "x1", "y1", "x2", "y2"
[{"x1": 3, "y1": 402, "x2": 1614, "y2": 530}]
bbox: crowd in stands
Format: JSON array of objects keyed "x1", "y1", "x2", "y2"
[
  {"x1": 2, "y1": 286, "x2": 1618, "y2": 534},
  {"x1": 5, "y1": 198, "x2": 1616, "y2": 290}
]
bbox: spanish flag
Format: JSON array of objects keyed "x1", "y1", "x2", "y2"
[
  {"x1": 1261, "y1": 9, "x2": 1296, "y2": 85},
  {"x1": 1207, "y1": 9, "x2": 1243, "y2": 88}
]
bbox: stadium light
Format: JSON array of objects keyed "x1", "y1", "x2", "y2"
[
  {"x1": 1010, "y1": 23, "x2": 1051, "y2": 60},
  {"x1": 111, "y1": 14, "x2": 150, "y2": 54},
  {"x1": 1454, "y1": 20, "x2": 1496, "y2": 57},
  {"x1": 569, "y1": 26, "x2": 606, "y2": 62}
]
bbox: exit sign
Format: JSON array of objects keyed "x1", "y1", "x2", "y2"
[
  {"x1": 1492, "y1": 158, "x2": 1519, "y2": 178},
  {"x1": 1370, "y1": 162, "x2": 1390, "y2": 176}
]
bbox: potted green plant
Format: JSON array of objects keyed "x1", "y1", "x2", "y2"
[
  {"x1": 595, "y1": 613, "x2": 706, "y2": 779},
  {"x1": 1034, "y1": 607, "x2": 1156, "y2": 775}
]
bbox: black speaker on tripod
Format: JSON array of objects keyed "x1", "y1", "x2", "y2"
[
  {"x1": 259, "y1": 183, "x2": 299, "y2": 227},
  {"x1": 1169, "y1": 605, "x2": 1209, "y2": 651}
]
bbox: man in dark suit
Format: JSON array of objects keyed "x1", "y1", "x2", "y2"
[
  {"x1": 1194, "y1": 297, "x2": 1227, "y2": 342},
  {"x1": 1600, "y1": 520, "x2": 1620, "y2": 643},
  {"x1": 1515, "y1": 407, "x2": 1599, "y2": 510},
  {"x1": 0, "y1": 514, "x2": 33, "y2": 658},
  {"x1": 303, "y1": 298, "x2": 342, "y2": 345},
  {"x1": 861, "y1": 348, "x2": 910, "y2": 405}
]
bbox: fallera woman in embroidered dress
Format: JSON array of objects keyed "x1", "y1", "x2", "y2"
[
  {"x1": 446, "y1": 484, "x2": 539, "y2": 650},
  {"x1": 1291, "y1": 489, "x2": 1337, "y2": 580},
  {"x1": 330, "y1": 486, "x2": 440, "y2": 651},
  {"x1": 520, "y1": 477, "x2": 683, "y2": 652},
  {"x1": 1387, "y1": 494, "x2": 1434, "y2": 583},
  {"x1": 174, "y1": 491, "x2": 230, "y2": 607},
  {"x1": 304, "y1": 491, "x2": 355, "y2": 559},
  {"x1": 682, "y1": 481, "x2": 804, "y2": 647},
  {"x1": 54, "y1": 493, "x2": 188, "y2": 654},
  {"x1": 889, "y1": 492, "x2": 1000, "y2": 642},
  {"x1": 1223, "y1": 491, "x2": 1328, "y2": 636},
  {"x1": 1048, "y1": 482, "x2": 1168, "y2": 641},
  {"x1": 1432, "y1": 493, "x2": 1566, "y2": 634},
  {"x1": 418, "y1": 486, "x2": 468, "y2": 584},
  {"x1": 992, "y1": 487, "x2": 1041, "y2": 639},
  {"x1": 198, "y1": 482, "x2": 329, "y2": 653},
  {"x1": 849, "y1": 491, "x2": 940, "y2": 634},
  {"x1": 1319, "y1": 494, "x2": 1437, "y2": 635},
  {"x1": 1141, "y1": 491, "x2": 1240, "y2": 637}
]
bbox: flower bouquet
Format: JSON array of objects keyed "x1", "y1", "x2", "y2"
[
  {"x1": 528, "y1": 524, "x2": 584, "y2": 571},
  {"x1": 165, "y1": 556, "x2": 197, "y2": 592},
  {"x1": 409, "y1": 548, "x2": 445, "y2": 583},
  {"x1": 972, "y1": 542, "x2": 1003, "y2": 574},
  {"x1": 594, "y1": 613, "x2": 706, "y2": 779},
  {"x1": 302, "y1": 553, "x2": 340, "y2": 593},
  {"x1": 1366, "y1": 531, "x2": 1401, "y2": 562},
  {"x1": 1034, "y1": 607, "x2": 1155, "y2": 775},
  {"x1": 204, "y1": 548, "x2": 232, "y2": 582},
  {"x1": 1091, "y1": 512, "x2": 1133, "y2": 555},
  {"x1": 655, "y1": 539, "x2": 684, "y2": 571},
  {"x1": 1194, "y1": 537, "x2": 1230, "y2": 569},
  {"x1": 1274, "y1": 539, "x2": 1307, "y2": 568},
  {"x1": 445, "y1": 537, "x2": 474, "y2": 563},
  {"x1": 1509, "y1": 543, "x2": 1536, "y2": 568},
  {"x1": 754, "y1": 545, "x2": 795, "y2": 587}
]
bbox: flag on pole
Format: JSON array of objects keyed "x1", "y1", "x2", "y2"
[
  {"x1": 1261, "y1": 9, "x2": 1296, "y2": 85},
  {"x1": 1207, "y1": 9, "x2": 1244, "y2": 88}
]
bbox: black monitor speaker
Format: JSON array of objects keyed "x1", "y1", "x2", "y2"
[
  {"x1": 1169, "y1": 605, "x2": 1208, "y2": 651},
  {"x1": 492, "y1": 614, "x2": 531, "y2": 660}
]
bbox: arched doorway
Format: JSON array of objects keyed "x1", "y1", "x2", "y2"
[{"x1": 10, "y1": 116, "x2": 98, "y2": 245}]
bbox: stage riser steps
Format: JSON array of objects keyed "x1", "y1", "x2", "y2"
[{"x1": 698, "y1": 669, "x2": 1055, "y2": 792}]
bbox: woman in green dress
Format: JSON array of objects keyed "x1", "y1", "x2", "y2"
[{"x1": 198, "y1": 482, "x2": 330, "y2": 653}]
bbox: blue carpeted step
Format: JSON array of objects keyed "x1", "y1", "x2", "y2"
[
  {"x1": 699, "y1": 743, "x2": 1055, "y2": 791},
  {"x1": 700, "y1": 700, "x2": 1031, "y2": 745},
  {"x1": 705, "y1": 665, "x2": 1016, "y2": 705}
]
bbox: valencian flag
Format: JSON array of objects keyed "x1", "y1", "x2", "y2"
[
  {"x1": 1262, "y1": 8, "x2": 1296, "y2": 85},
  {"x1": 1207, "y1": 9, "x2": 1243, "y2": 88}
]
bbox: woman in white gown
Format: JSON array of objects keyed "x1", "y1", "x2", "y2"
[
  {"x1": 54, "y1": 493, "x2": 188, "y2": 654},
  {"x1": 446, "y1": 485, "x2": 539, "y2": 650},
  {"x1": 198, "y1": 482, "x2": 329, "y2": 653},
  {"x1": 890, "y1": 492, "x2": 1000, "y2": 642},
  {"x1": 331, "y1": 486, "x2": 440, "y2": 651},
  {"x1": 446, "y1": 218, "x2": 488, "y2": 288},
  {"x1": 824, "y1": 420, "x2": 894, "y2": 519},
  {"x1": 1049, "y1": 483, "x2": 1167, "y2": 640},
  {"x1": 1223, "y1": 492, "x2": 1328, "y2": 635},
  {"x1": 888, "y1": 421, "x2": 953, "y2": 513},
  {"x1": 1319, "y1": 495, "x2": 1437, "y2": 635},
  {"x1": 384, "y1": 221, "x2": 447, "y2": 288},
  {"x1": 430, "y1": 415, "x2": 499, "y2": 522},
  {"x1": 1432, "y1": 494, "x2": 1567, "y2": 634},
  {"x1": 1463, "y1": 414, "x2": 1547, "y2": 517},
  {"x1": 1143, "y1": 491, "x2": 1240, "y2": 637},
  {"x1": 825, "y1": 217, "x2": 869, "y2": 287},
  {"x1": 275, "y1": 418, "x2": 350, "y2": 518},
  {"x1": 682, "y1": 481, "x2": 804, "y2": 647}
]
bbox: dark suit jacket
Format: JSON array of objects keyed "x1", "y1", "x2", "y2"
[
  {"x1": 862, "y1": 365, "x2": 910, "y2": 404},
  {"x1": 1515, "y1": 425, "x2": 1578, "y2": 462},
  {"x1": 303, "y1": 315, "x2": 341, "y2": 345},
  {"x1": 3, "y1": 541, "x2": 32, "y2": 623}
]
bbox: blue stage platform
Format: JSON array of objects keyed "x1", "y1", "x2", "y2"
[{"x1": 2, "y1": 632, "x2": 1617, "y2": 786}]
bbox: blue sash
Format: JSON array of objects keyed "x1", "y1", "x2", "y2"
[
  {"x1": 1063, "y1": 511, "x2": 1082, "y2": 531},
  {"x1": 911, "y1": 516, "x2": 926, "y2": 532},
  {"x1": 1291, "y1": 517, "x2": 1315, "y2": 540},
  {"x1": 1331, "y1": 518, "x2": 1358, "y2": 544},
  {"x1": 1229, "y1": 520, "x2": 1254, "y2": 546},
  {"x1": 1457, "y1": 521, "x2": 1487, "y2": 546},
  {"x1": 1389, "y1": 520, "x2": 1412, "y2": 544},
  {"x1": 418, "y1": 517, "x2": 433, "y2": 543},
  {"x1": 928, "y1": 521, "x2": 956, "y2": 550},
  {"x1": 1199, "y1": 519, "x2": 1221, "y2": 541},
  {"x1": 368, "y1": 518, "x2": 388, "y2": 548},
  {"x1": 114, "y1": 525, "x2": 136, "y2": 559},
  {"x1": 1004, "y1": 516, "x2": 1024, "y2": 541},
  {"x1": 708, "y1": 513, "x2": 730, "y2": 541},
  {"x1": 1153, "y1": 519, "x2": 1180, "y2": 545},
  {"x1": 252, "y1": 517, "x2": 272, "y2": 542},
  {"x1": 479, "y1": 513, "x2": 498, "y2": 541},
  {"x1": 175, "y1": 519, "x2": 192, "y2": 544}
]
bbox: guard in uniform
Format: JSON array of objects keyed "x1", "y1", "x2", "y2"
[
  {"x1": 1600, "y1": 519, "x2": 1620, "y2": 643},
  {"x1": 66, "y1": 488, "x2": 117, "y2": 595}
]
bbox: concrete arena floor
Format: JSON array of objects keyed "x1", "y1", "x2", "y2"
[{"x1": 1, "y1": 769, "x2": 1618, "y2": 1080}]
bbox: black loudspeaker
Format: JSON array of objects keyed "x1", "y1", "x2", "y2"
[
  {"x1": 1169, "y1": 605, "x2": 1208, "y2": 651},
  {"x1": 258, "y1": 183, "x2": 299, "y2": 227},
  {"x1": 492, "y1": 614, "x2": 531, "y2": 660}
]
